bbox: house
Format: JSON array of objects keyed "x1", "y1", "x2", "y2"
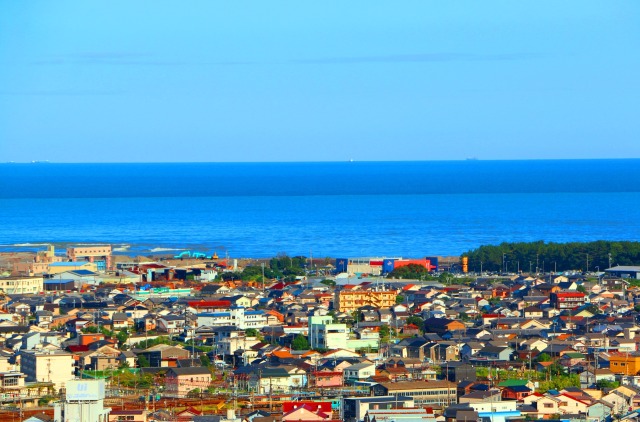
[
  {"x1": 309, "y1": 367, "x2": 343, "y2": 387},
  {"x1": 422, "y1": 317, "x2": 465, "y2": 335},
  {"x1": 476, "y1": 346, "x2": 513, "y2": 362},
  {"x1": 282, "y1": 402, "x2": 334, "y2": 422},
  {"x1": 164, "y1": 367, "x2": 212, "y2": 398},
  {"x1": 502, "y1": 385, "x2": 532, "y2": 401},
  {"x1": 108, "y1": 410, "x2": 148, "y2": 422},
  {"x1": 343, "y1": 362, "x2": 375, "y2": 382},
  {"x1": 136, "y1": 344, "x2": 190, "y2": 367},
  {"x1": 579, "y1": 368, "x2": 616, "y2": 389}
]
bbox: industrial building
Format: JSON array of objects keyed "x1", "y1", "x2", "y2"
[
  {"x1": 605, "y1": 265, "x2": 640, "y2": 279},
  {"x1": 55, "y1": 379, "x2": 111, "y2": 422},
  {"x1": 335, "y1": 256, "x2": 438, "y2": 276},
  {"x1": 66, "y1": 245, "x2": 112, "y2": 271}
]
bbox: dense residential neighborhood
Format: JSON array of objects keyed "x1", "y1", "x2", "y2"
[{"x1": 2, "y1": 246, "x2": 640, "y2": 422}]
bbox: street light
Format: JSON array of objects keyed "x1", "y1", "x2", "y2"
[{"x1": 502, "y1": 254, "x2": 506, "y2": 274}]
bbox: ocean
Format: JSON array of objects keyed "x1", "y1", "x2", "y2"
[{"x1": 1, "y1": 159, "x2": 639, "y2": 259}]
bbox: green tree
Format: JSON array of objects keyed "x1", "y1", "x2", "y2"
[
  {"x1": 200, "y1": 354, "x2": 211, "y2": 367},
  {"x1": 320, "y1": 279, "x2": 336, "y2": 287},
  {"x1": 405, "y1": 316, "x2": 424, "y2": 332},
  {"x1": 379, "y1": 325, "x2": 390, "y2": 339},
  {"x1": 596, "y1": 379, "x2": 620, "y2": 389},
  {"x1": 395, "y1": 295, "x2": 405, "y2": 304},
  {"x1": 116, "y1": 329, "x2": 129, "y2": 347},
  {"x1": 438, "y1": 272, "x2": 454, "y2": 285},
  {"x1": 386, "y1": 264, "x2": 431, "y2": 280},
  {"x1": 291, "y1": 334, "x2": 310, "y2": 350},
  {"x1": 245, "y1": 328, "x2": 260, "y2": 337},
  {"x1": 536, "y1": 353, "x2": 552, "y2": 362},
  {"x1": 137, "y1": 355, "x2": 150, "y2": 368}
]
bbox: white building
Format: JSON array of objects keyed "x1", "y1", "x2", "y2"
[
  {"x1": 20, "y1": 350, "x2": 75, "y2": 392},
  {"x1": 57, "y1": 379, "x2": 111, "y2": 422},
  {"x1": 196, "y1": 307, "x2": 267, "y2": 329},
  {"x1": 308, "y1": 315, "x2": 348, "y2": 350}
]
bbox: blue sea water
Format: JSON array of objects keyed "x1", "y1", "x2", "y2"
[{"x1": 1, "y1": 160, "x2": 639, "y2": 258}]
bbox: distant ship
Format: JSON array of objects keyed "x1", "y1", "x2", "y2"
[{"x1": 465, "y1": 157, "x2": 479, "y2": 161}]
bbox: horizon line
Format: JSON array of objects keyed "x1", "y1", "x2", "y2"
[{"x1": 4, "y1": 157, "x2": 640, "y2": 165}]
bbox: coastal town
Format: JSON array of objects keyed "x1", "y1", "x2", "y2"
[{"x1": 2, "y1": 245, "x2": 640, "y2": 422}]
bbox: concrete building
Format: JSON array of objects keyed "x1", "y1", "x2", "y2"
[
  {"x1": 550, "y1": 292, "x2": 586, "y2": 310},
  {"x1": 165, "y1": 367, "x2": 212, "y2": 398},
  {"x1": 308, "y1": 315, "x2": 348, "y2": 350},
  {"x1": 609, "y1": 352, "x2": 640, "y2": 375},
  {"x1": 58, "y1": 379, "x2": 111, "y2": 422},
  {"x1": 334, "y1": 289, "x2": 396, "y2": 313},
  {"x1": 67, "y1": 245, "x2": 112, "y2": 271},
  {"x1": 0, "y1": 276, "x2": 44, "y2": 295},
  {"x1": 20, "y1": 350, "x2": 75, "y2": 392},
  {"x1": 12, "y1": 245, "x2": 63, "y2": 275},
  {"x1": 371, "y1": 380, "x2": 457, "y2": 407}
]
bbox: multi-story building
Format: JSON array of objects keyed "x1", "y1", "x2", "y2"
[
  {"x1": 12, "y1": 245, "x2": 63, "y2": 275},
  {"x1": 550, "y1": 292, "x2": 586, "y2": 310},
  {"x1": 59, "y1": 379, "x2": 111, "y2": 422},
  {"x1": 67, "y1": 245, "x2": 112, "y2": 271},
  {"x1": 164, "y1": 367, "x2": 212, "y2": 398},
  {"x1": 343, "y1": 396, "x2": 415, "y2": 422},
  {"x1": 371, "y1": 380, "x2": 457, "y2": 407},
  {"x1": 334, "y1": 289, "x2": 396, "y2": 313},
  {"x1": 20, "y1": 350, "x2": 75, "y2": 392},
  {"x1": 609, "y1": 352, "x2": 640, "y2": 375},
  {"x1": 0, "y1": 276, "x2": 44, "y2": 295},
  {"x1": 308, "y1": 315, "x2": 348, "y2": 350},
  {"x1": 196, "y1": 306, "x2": 268, "y2": 329}
]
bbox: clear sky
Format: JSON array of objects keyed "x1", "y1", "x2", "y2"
[{"x1": 1, "y1": 1, "x2": 639, "y2": 162}]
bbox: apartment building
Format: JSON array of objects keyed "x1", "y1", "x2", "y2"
[
  {"x1": 196, "y1": 306, "x2": 268, "y2": 329},
  {"x1": 20, "y1": 350, "x2": 75, "y2": 391},
  {"x1": 550, "y1": 292, "x2": 586, "y2": 310},
  {"x1": 334, "y1": 289, "x2": 396, "y2": 313},
  {"x1": 0, "y1": 276, "x2": 44, "y2": 295},
  {"x1": 308, "y1": 315, "x2": 348, "y2": 350}
]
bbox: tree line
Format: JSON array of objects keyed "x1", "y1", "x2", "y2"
[{"x1": 462, "y1": 240, "x2": 640, "y2": 273}]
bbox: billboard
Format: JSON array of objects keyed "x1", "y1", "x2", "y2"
[
  {"x1": 66, "y1": 379, "x2": 105, "y2": 401},
  {"x1": 382, "y1": 259, "x2": 395, "y2": 274}
]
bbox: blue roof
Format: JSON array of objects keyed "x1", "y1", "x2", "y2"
[
  {"x1": 69, "y1": 269, "x2": 96, "y2": 275},
  {"x1": 48, "y1": 261, "x2": 89, "y2": 267},
  {"x1": 44, "y1": 279, "x2": 74, "y2": 284},
  {"x1": 245, "y1": 310, "x2": 264, "y2": 316}
]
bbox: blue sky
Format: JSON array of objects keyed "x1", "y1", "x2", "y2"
[{"x1": 1, "y1": 1, "x2": 639, "y2": 162}]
